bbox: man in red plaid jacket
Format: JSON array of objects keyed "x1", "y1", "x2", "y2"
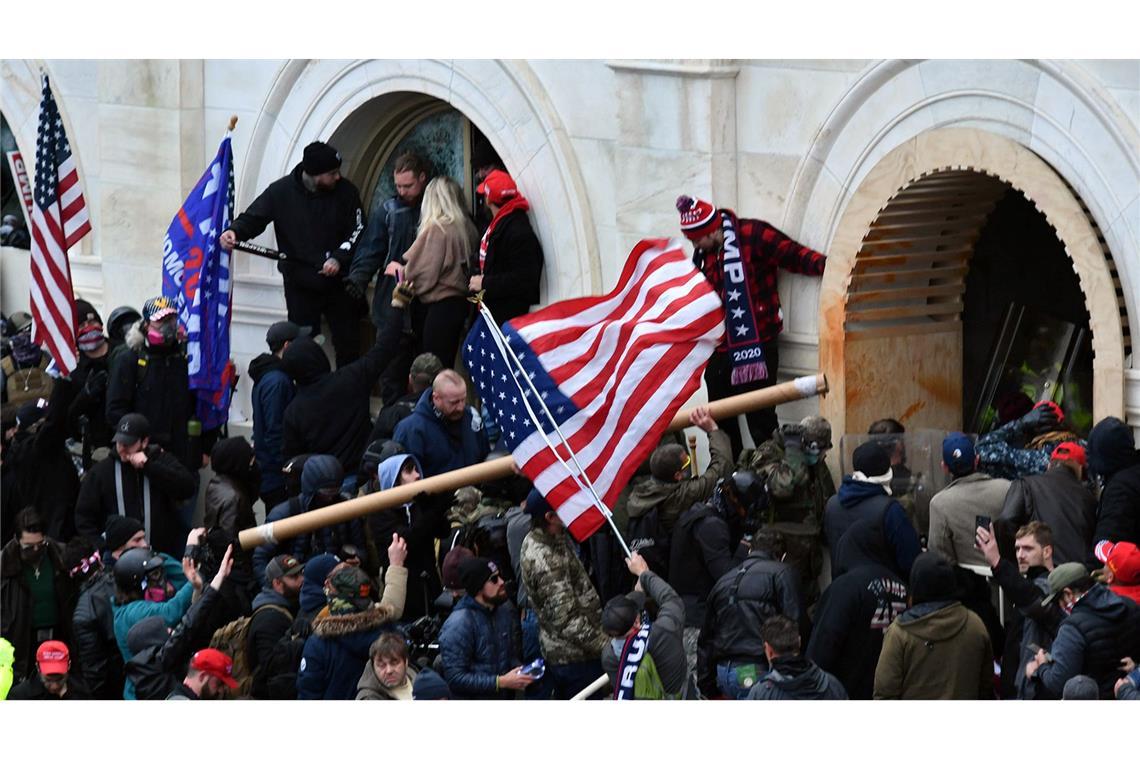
[{"x1": 676, "y1": 195, "x2": 827, "y2": 457}]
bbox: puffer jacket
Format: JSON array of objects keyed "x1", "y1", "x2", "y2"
[
  {"x1": 823, "y1": 478, "x2": 920, "y2": 580},
  {"x1": 520, "y1": 527, "x2": 608, "y2": 665},
  {"x1": 873, "y1": 600, "x2": 993, "y2": 700},
  {"x1": 248, "y1": 352, "x2": 295, "y2": 499},
  {"x1": 1034, "y1": 583, "x2": 1140, "y2": 699},
  {"x1": 123, "y1": 585, "x2": 222, "y2": 700},
  {"x1": 626, "y1": 429, "x2": 732, "y2": 536},
  {"x1": 296, "y1": 565, "x2": 407, "y2": 700},
  {"x1": 1087, "y1": 417, "x2": 1140, "y2": 545},
  {"x1": 438, "y1": 595, "x2": 522, "y2": 699},
  {"x1": 746, "y1": 655, "x2": 847, "y2": 700},
  {"x1": 697, "y1": 551, "x2": 803, "y2": 695},
  {"x1": 70, "y1": 569, "x2": 123, "y2": 699},
  {"x1": 393, "y1": 389, "x2": 490, "y2": 478}
]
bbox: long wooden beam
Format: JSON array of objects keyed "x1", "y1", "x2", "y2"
[{"x1": 237, "y1": 373, "x2": 828, "y2": 549}]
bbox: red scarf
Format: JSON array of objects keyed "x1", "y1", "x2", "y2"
[{"x1": 479, "y1": 196, "x2": 530, "y2": 272}]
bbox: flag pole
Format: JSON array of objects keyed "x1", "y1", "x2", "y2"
[{"x1": 474, "y1": 299, "x2": 634, "y2": 558}]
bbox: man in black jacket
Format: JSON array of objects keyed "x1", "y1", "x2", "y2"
[
  {"x1": 247, "y1": 554, "x2": 303, "y2": 678},
  {"x1": 67, "y1": 299, "x2": 114, "y2": 462},
  {"x1": 345, "y1": 152, "x2": 429, "y2": 403},
  {"x1": 976, "y1": 520, "x2": 1062, "y2": 699},
  {"x1": 249, "y1": 321, "x2": 307, "y2": 509},
  {"x1": 75, "y1": 413, "x2": 197, "y2": 557},
  {"x1": 281, "y1": 331, "x2": 388, "y2": 486},
  {"x1": 805, "y1": 519, "x2": 908, "y2": 699},
  {"x1": 368, "y1": 351, "x2": 442, "y2": 447},
  {"x1": 1086, "y1": 416, "x2": 1140, "y2": 545},
  {"x1": 70, "y1": 515, "x2": 149, "y2": 699},
  {"x1": 468, "y1": 169, "x2": 543, "y2": 326},
  {"x1": 0, "y1": 508, "x2": 72, "y2": 683},
  {"x1": 698, "y1": 528, "x2": 804, "y2": 698},
  {"x1": 4, "y1": 393, "x2": 78, "y2": 542},
  {"x1": 6, "y1": 640, "x2": 89, "y2": 700},
  {"x1": 221, "y1": 141, "x2": 366, "y2": 367}
]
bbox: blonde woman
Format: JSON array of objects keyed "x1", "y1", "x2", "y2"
[{"x1": 401, "y1": 176, "x2": 480, "y2": 368}]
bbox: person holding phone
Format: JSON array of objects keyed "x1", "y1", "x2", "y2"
[{"x1": 928, "y1": 432, "x2": 1011, "y2": 566}]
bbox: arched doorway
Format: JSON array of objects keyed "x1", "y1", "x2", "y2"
[{"x1": 820, "y1": 128, "x2": 1127, "y2": 447}]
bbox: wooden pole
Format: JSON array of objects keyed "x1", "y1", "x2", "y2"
[
  {"x1": 687, "y1": 434, "x2": 699, "y2": 477},
  {"x1": 237, "y1": 373, "x2": 828, "y2": 550},
  {"x1": 228, "y1": 115, "x2": 238, "y2": 131}
]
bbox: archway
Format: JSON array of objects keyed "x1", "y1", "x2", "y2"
[{"x1": 819, "y1": 128, "x2": 1127, "y2": 446}]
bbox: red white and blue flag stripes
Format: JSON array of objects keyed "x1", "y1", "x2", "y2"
[
  {"x1": 29, "y1": 74, "x2": 91, "y2": 376},
  {"x1": 463, "y1": 238, "x2": 725, "y2": 542}
]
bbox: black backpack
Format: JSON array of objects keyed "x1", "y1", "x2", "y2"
[
  {"x1": 251, "y1": 616, "x2": 310, "y2": 700},
  {"x1": 627, "y1": 506, "x2": 671, "y2": 578}
]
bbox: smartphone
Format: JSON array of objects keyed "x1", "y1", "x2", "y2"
[{"x1": 975, "y1": 515, "x2": 992, "y2": 533}]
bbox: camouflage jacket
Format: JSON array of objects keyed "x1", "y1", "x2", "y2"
[
  {"x1": 743, "y1": 437, "x2": 836, "y2": 533},
  {"x1": 976, "y1": 419, "x2": 1086, "y2": 481},
  {"x1": 520, "y1": 528, "x2": 608, "y2": 665}
]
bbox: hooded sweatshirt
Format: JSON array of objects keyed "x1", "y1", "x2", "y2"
[
  {"x1": 370, "y1": 453, "x2": 439, "y2": 621},
  {"x1": 824, "y1": 478, "x2": 920, "y2": 580},
  {"x1": 746, "y1": 654, "x2": 847, "y2": 700},
  {"x1": 249, "y1": 352, "x2": 294, "y2": 497},
  {"x1": 393, "y1": 389, "x2": 490, "y2": 478},
  {"x1": 1087, "y1": 417, "x2": 1140, "y2": 545},
  {"x1": 873, "y1": 600, "x2": 993, "y2": 699},
  {"x1": 281, "y1": 336, "x2": 387, "y2": 476}
]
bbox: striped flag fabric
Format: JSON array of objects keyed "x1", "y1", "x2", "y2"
[
  {"x1": 463, "y1": 238, "x2": 725, "y2": 541},
  {"x1": 29, "y1": 74, "x2": 91, "y2": 376}
]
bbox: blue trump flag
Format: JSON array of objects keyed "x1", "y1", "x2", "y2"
[{"x1": 161, "y1": 131, "x2": 235, "y2": 430}]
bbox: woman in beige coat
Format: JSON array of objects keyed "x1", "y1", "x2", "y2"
[{"x1": 399, "y1": 176, "x2": 480, "y2": 369}]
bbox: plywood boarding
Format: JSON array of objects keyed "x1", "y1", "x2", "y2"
[{"x1": 844, "y1": 329, "x2": 964, "y2": 435}]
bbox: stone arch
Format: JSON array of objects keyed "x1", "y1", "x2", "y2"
[
  {"x1": 818, "y1": 127, "x2": 1127, "y2": 445},
  {"x1": 232, "y1": 59, "x2": 601, "y2": 302}
]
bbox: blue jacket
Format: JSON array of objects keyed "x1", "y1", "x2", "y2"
[
  {"x1": 824, "y1": 478, "x2": 920, "y2": 580},
  {"x1": 111, "y1": 554, "x2": 191, "y2": 699},
  {"x1": 438, "y1": 595, "x2": 521, "y2": 699},
  {"x1": 249, "y1": 353, "x2": 294, "y2": 497},
  {"x1": 394, "y1": 390, "x2": 489, "y2": 478},
  {"x1": 295, "y1": 566, "x2": 407, "y2": 700}
]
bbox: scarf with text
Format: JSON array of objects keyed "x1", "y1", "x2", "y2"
[
  {"x1": 613, "y1": 619, "x2": 652, "y2": 700},
  {"x1": 716, "y1": 210, "x2": 766, "y2": 384}
]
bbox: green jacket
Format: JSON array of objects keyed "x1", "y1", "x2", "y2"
[
  {"x1": 520, "y1": 528, "x2": 608, "y2": 665},
  {"x1": 626, "y1": 430, "x2": 733, "y2": 535},
  {"x1": 745, "y1": 433, "x2": 836, "y2": 532}
]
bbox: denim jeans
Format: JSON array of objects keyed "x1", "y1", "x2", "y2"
[{"x1": 547, "y1": 659, "x2": 605, "y2": 700}]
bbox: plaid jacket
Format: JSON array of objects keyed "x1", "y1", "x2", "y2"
[{"x1": 694, "y1": 212, "x2": 827, "y2": 347}]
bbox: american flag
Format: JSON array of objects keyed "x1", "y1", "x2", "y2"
[
  {"x1": 29, "y1": 74, "x2": 91, "y2": 376},
  {"x1": 463, "y1": 238, "x2": 725, "y2": 541}
]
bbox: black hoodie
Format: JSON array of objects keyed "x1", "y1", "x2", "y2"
[
  {"x1": 1087, "y1": 416, "x2": 1140, "y2": 544},
  {"x1": 281, "y1": 336, "x2": 386, "y2": 476},
  {"x1": 746, "y1": 654, "x2": 847, "y2": 700}
]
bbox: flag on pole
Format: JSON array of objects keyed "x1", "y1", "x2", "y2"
[
  {"x1": 29, "y1": 74, "x2": 91, "y2": 376},
  {"x1": 462, "y1": 238, "x2": 725, "y2": 541},
  {"x1": 161, "y1": 130, "x2": 235, "y2": 429}
]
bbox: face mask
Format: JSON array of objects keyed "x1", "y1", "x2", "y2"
[
  {"x1": 804, "y1": 452, "x2": 821, "y2": 466},
  {"x1": 144, "y1": 584, "x2": 170, "y2": 603},
  {"x1": 312, "y1": 492, "x2": 343, "y2": 508},
  {"x1": 20, "y1": 544, "x2": 44, "y2": 564},
  {"x1": 77, "y1": 323, "x2": 107, "y2": 353},
  {"x1": 146, "y1": 321, "x2": 181, "y2": 348}
]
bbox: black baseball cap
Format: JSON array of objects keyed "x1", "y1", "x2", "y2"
[
  {"x1": 112, "y1": 413, "x2": 150, "y2": 445},
  {"x1": 266, "y1": 321, "x2": 311, "y2": 351}
]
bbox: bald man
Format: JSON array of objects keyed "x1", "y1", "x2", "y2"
[{"x1": 394, "y1": 370, "x2": 490, "y2": 478}]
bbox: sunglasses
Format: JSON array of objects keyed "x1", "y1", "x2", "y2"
[{"x1": 487, "y1": 573, "x2": 503, "y2": 584}]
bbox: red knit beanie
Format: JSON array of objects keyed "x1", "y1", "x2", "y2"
[{"x1": 676, "y1": 195, "x2": 720, "y2": 240}]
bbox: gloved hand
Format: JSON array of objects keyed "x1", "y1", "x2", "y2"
[
  {"x1": 781, "y1": 424, "x2": 806, "y2": 468},
  {"x1": 83, "y1": 369, "x2": 108, "y2": 398},
  {"x1": 343, "y1": 277, "x2": 366, "y2": 301},
  {"x1": 1018, "y1": 403, "x2": 1061, "y2": 436}
]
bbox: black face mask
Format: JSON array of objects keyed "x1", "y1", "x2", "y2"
[
  {"x1": 311, "y1": 492, "x2": 344, "y2": 509},
  {"x1": 20, "y1": 544, "x2": 45, "y2": 564}
]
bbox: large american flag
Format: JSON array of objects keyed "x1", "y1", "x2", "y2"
[
  {"x1": 463, "y1": 238, "x2": 725, "y2": 541},
  {"x1": 29, "y1": 74, "x2": 91, "y2": 376}
]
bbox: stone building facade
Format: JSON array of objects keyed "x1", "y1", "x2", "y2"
[{"x1": 2, "y1": 59, "x2": 1137, "y2": 446}]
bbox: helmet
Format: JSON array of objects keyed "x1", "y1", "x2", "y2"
[
  {"x1": 107, "y1": 306, "x2": 142, "y2": 342},
  {"x1": 724, "y1": 469, "x2": 765, "y2": 512},
  {"x1": 113, "y1": 548, "x2": 164, "y2": 591},
  {"x1": 799, "y1": 416, "x2": 833, "y2": 453}
]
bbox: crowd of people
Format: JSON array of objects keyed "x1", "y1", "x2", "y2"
[{"x1": 1, "y1": 142, "x2": 1138, "y2": 702}]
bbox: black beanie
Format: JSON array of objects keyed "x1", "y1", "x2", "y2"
[
  {"x1": 458, "y1": 557, "x2": 497, "y2": 598},
  {"x1": 601, "y1": 594, "x2": 642, "y2": 636},
  {"x1": 103, "y1": 515, "x2": 145, "y2": 552},
  {"x1": 302, "y1": 141, "x2": 341, "y2": 176},
  {"x1": 909, "y1": 552, "x2": 957, "y2": 604},
  {"x1": 75, "y1": 299, "x2": 102, "y2": 326},
  {"x1": 852, "y1": 440, "x2": 891, "y2": 477}
]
